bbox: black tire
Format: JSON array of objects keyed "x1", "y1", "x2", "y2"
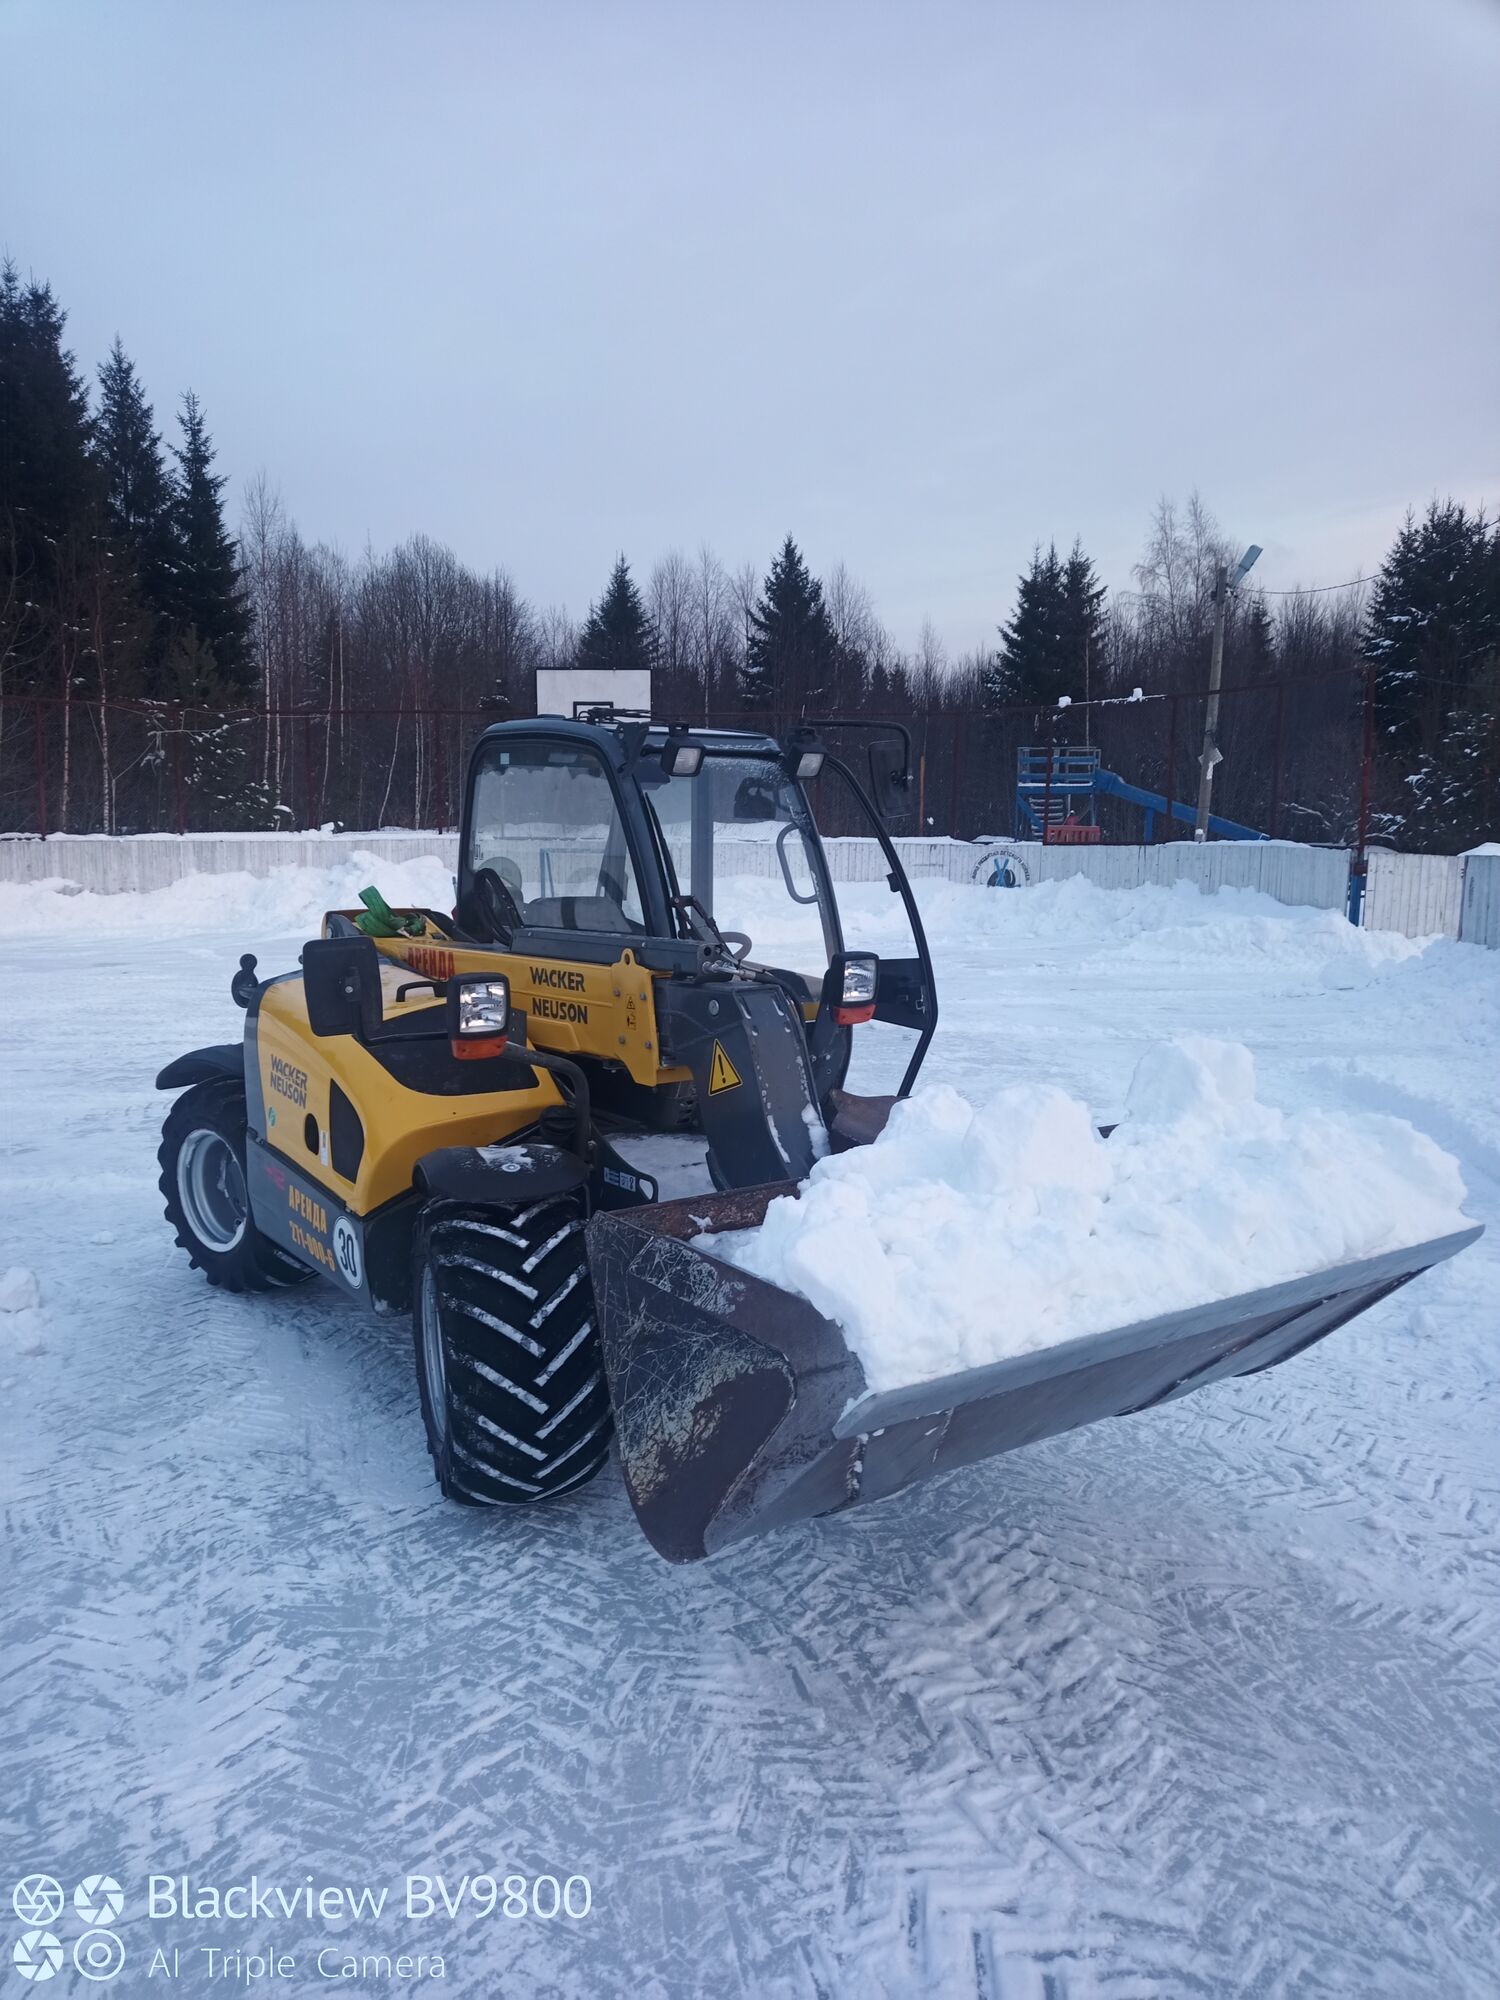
[
  {"x1": 413, "y1": 1195, "x2": 612, "y2": 1505},
  {"x1": 159, "y1": 1078, "x2": 311, "y2": 1292}
]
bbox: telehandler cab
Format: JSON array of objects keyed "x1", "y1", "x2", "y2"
[{"x1": 158, "y1": 714, "x2": 1479, "y2": 1562}]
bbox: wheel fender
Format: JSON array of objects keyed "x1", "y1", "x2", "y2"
[
  {"x1": 415, "y1": 1142, "x2": 587, "y2": 1207},
  {"x1": 156, "y1": 1043, "x2": 246, "y2": 1091}
]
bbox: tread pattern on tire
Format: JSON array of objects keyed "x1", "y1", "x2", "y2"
[{"x1": 416, "y1": 1196, "x2": 612, "y2": 1505}]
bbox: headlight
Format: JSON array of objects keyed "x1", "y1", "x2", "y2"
[
  {"x1": 833, "y1": 953, "x2": 878, "y2": 1025},
  {"x1": 448, "y1": 975, "x2": 511, "y2": 1057}
]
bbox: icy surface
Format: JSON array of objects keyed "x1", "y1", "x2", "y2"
[
  {"x1": 704, "y1": 1039, "x2": 1471, "y2": 1392},
  {"x1": 0, "y1": 1264, "x2": 41, "y2": 1312},
  {"x1": 2, "y1": 866, "x2": 1498, "y2": 1996}
]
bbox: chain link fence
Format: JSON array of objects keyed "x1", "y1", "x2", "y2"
[{"x1": 2, "y1": 667, "x2": 1373, "y2": 850}]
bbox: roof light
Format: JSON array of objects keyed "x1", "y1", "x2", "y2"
[
  {"x1": 794, "y1": 749, "x2": 824, "y2": 781},
  {"x1": 662, "y1": 734, "x2": 704, "y2": 777}
]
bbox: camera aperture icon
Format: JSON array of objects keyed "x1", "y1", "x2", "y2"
[
  {"x1": 73, "y1": 1876, "x2": 124, "y2": 1926},
  {"x1": 9, "y1": 1874, "x2": 127, "y2": 1983},
  {"x1": 74, "y1": 1930, "x2": 126, "y2": 1982},
  {"x1": 11, "y1": 1876, "x2": 64, "y2": 1926},
  {"x1": 11, "y1": 1932, "x2": 64, "y2": 1983}
]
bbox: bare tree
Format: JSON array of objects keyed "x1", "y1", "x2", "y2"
[
  {"x1": 688, "y1": 544, "x2": 738, "y2": 719},
  {"x1": 648, "y1": 548, "x2": 695, "y2": 713},
  {"x1": 1132, "y1": 491, "x2": 1234, "y2": 660},
  {"x1": 536, "y1": 604, "x2": 579, "y2": 675}
]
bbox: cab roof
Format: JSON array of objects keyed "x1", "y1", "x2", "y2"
[{"x1": 475, "y1": 715, "x2": 784, "y2": 763}]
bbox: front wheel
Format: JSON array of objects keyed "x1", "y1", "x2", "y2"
[
  {"x1": 159, "y1": 1078, "x2": 311, "y2": 1291},
  {"x1": 413, "y1": 1195, "x2": 613, "y2": 1505}
]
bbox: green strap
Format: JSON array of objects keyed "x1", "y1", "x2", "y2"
[{"x1": 352, "y1": 886, "x2": 425, "y2": 937}]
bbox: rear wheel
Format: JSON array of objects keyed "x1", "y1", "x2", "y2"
[
  {"x1": 159, "y1": 1078, "x2": 311, "y2": 1291},
  {"x1": 413, "y1": 1196, "x2": 612, "y2": 1505}
]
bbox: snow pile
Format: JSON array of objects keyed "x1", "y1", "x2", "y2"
[
  {"x1": 0, "y1": 852, "x2": 456, "y2": 937},
  {"x1": 0, "y1": 1266, "x2": 47, "y2": 1363},
  {"x1": 0, "y1": 1266, "x2": 41, "y2": 1313},
  {"x1": 705, "y1": 1038, "x2": 1470, "y2": 1393}
]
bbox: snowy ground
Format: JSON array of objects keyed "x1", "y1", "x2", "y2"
[{"x1": 2, "y1": 864, "x2": 1497, "y2": 1997}]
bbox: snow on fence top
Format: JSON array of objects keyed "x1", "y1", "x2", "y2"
[
  {"x1": 0, "y1": 830, "x2": 1493, "y2": 944},
  {"x1": 0, "y1": 828, "x2": 1348, "y2": 908}
]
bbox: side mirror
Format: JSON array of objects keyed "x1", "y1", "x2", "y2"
[
  {"x1": 868, "y1": 740, "x2": 913, "y2": 826},
  {"x1": 303, "y1": 936, "x2": 382, "y2": 1040},
  {"x1": 230, "y1": 953, "x2": 259, "y2": 1010}
]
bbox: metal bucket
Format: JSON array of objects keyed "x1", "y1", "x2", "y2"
[{"x1": 588, "y1": 1188, "x2": 1481, "y2": 1563}]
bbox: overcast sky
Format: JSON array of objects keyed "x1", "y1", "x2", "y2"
[{"x1": 4, "y1": 0, "x2": 1497, "y2": 654}]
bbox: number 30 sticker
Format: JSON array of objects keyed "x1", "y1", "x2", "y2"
[{"x1": 332, "y1": 1214, "x2": 363, "y2": 1289}]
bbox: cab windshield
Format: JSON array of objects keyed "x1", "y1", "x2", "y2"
[
  {"x1": 467, "y1": 740, "x2": 647, "y2": 935},
  {"x1": 465, "y1": 736, "x2": 842, "y2": 975},
  {"x1": 646, "y1": 752, "x2": 841, "y2": 976}
]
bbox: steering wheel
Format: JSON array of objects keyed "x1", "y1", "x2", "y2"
[{"x1": 473, "y1": 865, "x2": 524, "y2": 943}]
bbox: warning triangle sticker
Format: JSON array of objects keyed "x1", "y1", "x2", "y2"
[{"x1": 708, "y1": 1040, "x2": 742, "y2": 1094}]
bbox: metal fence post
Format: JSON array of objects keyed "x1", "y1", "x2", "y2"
[
  {"x1": 1164, "y1": 695, "x2": 1178, "y2": 840},
  {"x1": 1270, "y1": 679, "x2": 1286, "y2": 838},
  {"x1": 34, "y1": 701, "x2": 48, "y2": 839},
  {"x1": 1349, "y1": 664, "x2": 1376, "y2": 923}
]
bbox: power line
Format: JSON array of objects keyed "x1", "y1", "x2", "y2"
[
  {"x1": 1251, "y1": 576, "x2": 1376, "y2": 597},
  {"x1": 1115, "y1": 574, "x2": 1375, "y2": 602}
]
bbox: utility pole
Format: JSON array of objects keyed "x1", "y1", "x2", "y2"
[
  {"x1": 1194, "y1": 543, "x2": 1261, "y2": 841},
  {"x1": 1193, "y1": 565, "x2": 1229, "y2": 841}
]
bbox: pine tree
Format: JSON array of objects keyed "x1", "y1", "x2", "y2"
[
  {"x1": 1365, "y1": 500, "x2": 1500, "y2": 849},
  {"x1": 575, "y1": 555, "x2": 655, "y2": 677},
  {"x1": 170, "y1": 389, "x2": 252, "y2": 691},
  {"x1": 1365, "y1": 500, "x2": 1497, "y2": 757},
  {"x1": 987, "y1": 544, "x2": 1066, "y2": 706},
  {"x1": 95, "y1": 339, "x2": 178, "y2": 623},
  {"x1": 0, "y1": 265, "x2": 109, "y2": 831},
  {"x1": 0, "y1": 261, "x2": 98, "y2": 599},
  {"x1": 988, "y1": 540, "x2": 1109, "y2": 710},
  {"x1": 742, "y1": 535, "x2": 839, "y2": 715},
  {"x1": 1060, "y1": 539, "x2": 1109, "y2": 699}
]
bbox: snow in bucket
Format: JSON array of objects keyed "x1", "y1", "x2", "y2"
[{"x1": 702, "y1": 1038, "x2": 1471, "y2": 1395}]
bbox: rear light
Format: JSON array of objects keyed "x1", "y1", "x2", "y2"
[
  {"x1": 833, "y1": 953, "x2": 878, "y2": 1026},
  {"x1": 447, "y1": 975, "x2": 511, "y2": 1059}
]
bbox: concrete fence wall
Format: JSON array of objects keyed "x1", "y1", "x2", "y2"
[
  {"x1": 3, "y1": 829, "x2": 1496, "y2": 943},
  {"x1": 1362, "y1": 850, "x2": 1467, "y2": 941},
  {"x1": 0, "y1": 829, "x2": 1347, "y2": 909},
  {"x1": 986, "y1": 839, "x2": 1353, "y2": 911},
  {"x1": 1459, "y1": 853, "x2": 1500, "y2": 948},
  {"x1": 0, "y1": 831, "x2": 463, "y2": 893}
]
